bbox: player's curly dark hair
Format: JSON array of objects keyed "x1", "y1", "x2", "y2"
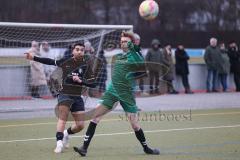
[{"x1": 73, "y1": 43, "x2": 85, "y2": 49}]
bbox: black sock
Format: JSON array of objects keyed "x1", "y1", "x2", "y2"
[
  {"x1": 56, "y1": 132, "x2": 64, "y2": 141},
  {"x1": 67, "y1": 127, "x2": 74, "y2": 135},
  {"x1": 135, "y1": 128, "x2": 148, "y2": 150},
  {"x1": 83, "y1": 121, "x2": 97, "y2": 150}
]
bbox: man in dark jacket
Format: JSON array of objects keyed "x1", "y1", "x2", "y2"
[
  {"x1": 175, "y1": 45, "x2": 193, "y2": 94},
  {"x1": 228, "y1": 41, "x2": 240, "y2": 92},
  {"x1": 162, "y1": 45, "x2": 178, "y2": 94},
  {"x1": 145, "y1": 39, "x2": 163, "y2": 94},
  {"x1": 97, "y1": 50, "x2": 107, "y2": 95},
  {"x1": 218, "y1": 42, "x2": 230, "y2": 92},
  {"x1": 204, "y1": 38, "x2": 222, "y2": 92}
]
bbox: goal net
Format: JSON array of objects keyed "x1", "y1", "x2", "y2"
[{"x1": 0, "y1": 22, "x2": 133, "y2": 99}]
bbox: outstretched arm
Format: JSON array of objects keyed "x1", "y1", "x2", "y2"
[
  {"x1": 25, "y1": 52, "x2": 62, "y2": 66},
  {"x1": 33, "y1": 56, "x2": 56, "y2": 65}
]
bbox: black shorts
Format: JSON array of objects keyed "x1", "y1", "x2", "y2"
[{"x1": 57, "y1": 94, "x2": 84, "y2": 112}]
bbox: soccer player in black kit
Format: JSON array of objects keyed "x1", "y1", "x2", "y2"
[{"x1": 25, "y1": 43, "x2": 98, "y2": 153}]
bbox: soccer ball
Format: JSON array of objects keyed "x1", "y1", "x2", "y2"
[{"x1": 139, "y1": 0, "x2": 159, "y2": 20}]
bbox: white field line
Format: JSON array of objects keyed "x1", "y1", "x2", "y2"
[
  {"x1": 1, "y1": 111, "x2": 240, "y2": 128},
  {"x1": 0, "y1": 124, "x2": 240, "y2": 143},
  {"x1": 193, "y1": 111, "x2": 240, "y2": 116},
  {"x1": 0, "y1": 119, "x2": 120, "y2": 128}
]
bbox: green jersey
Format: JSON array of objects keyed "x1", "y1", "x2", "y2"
[
  {"x1": 100, "y1": 46, "x2": 144, "y2": 113},
  {"x1": 111, "y1": 50, "x2": 144, "y2": 90}
]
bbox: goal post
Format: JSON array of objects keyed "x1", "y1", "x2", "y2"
[{"x1": 0, "y1": 22, "x2": 133, "y2": 99}]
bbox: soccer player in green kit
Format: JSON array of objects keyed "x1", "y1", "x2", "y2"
[{"x1": 74, "y1": 31, "x2": 160, "y2": 156}]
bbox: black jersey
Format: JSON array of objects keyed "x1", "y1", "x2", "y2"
[{"x1": 33, "y1": 56, "x2": 96, "y2": 96}]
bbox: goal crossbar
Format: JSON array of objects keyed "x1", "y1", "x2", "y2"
[{"x1": 0, "y1": 22, "x2": 133, "y2": 30}]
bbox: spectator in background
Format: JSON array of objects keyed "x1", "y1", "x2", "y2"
[
  {"x1": 132, "y1": 33, "x2": 147, "y2": 95},
  {"x1": 40, "y1": 41, "x2": 62, "y2": 97},
  {"x1": 204, "y1": 38, "x2": 222, "y2": 92},
  {"x1": 218, "y1": 42, "x2": 230, "y2": 92},
  {"x1": 228, "y1": 41, "x2": 240, "y2": 92},
  {"x1": 162, "y1": 45, "x2": 178, "y2": 94},
  {"x1": 28, "y1": 41, "x2": 47, "y2": 98},
  {"x1": 84, "y1": 41, "x2": 95, "y2": 59},
  {"x1": 40, "y1": 41, "x2": 55, "y2": 81},
  {"x1": 64, "y1": 44, "x2": 73, "y2": 58},
  {"x1": 97, "y1": 50, "x2": 107, "y2": 96},
  {"x1": 175, "y1": 45, "x2": 193, "y2": 94},
  {"x1": 84, "y1": 40, "x2": 97, "y2": 97},
  {"x1": 145, "y1": 39, "x2": 163, "y2": 94}
]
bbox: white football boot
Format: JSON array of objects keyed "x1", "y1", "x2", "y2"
[
  {"x1": 63, "y1": 130, "x2": 70, "y2": 148},
  {"x1": 54, "y1": 140, "x2": 64, "y2": 153}
]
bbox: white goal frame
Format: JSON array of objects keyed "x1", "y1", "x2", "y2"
[{"x1": 0, "y1": 22, "x2": 133, "y2": 98}]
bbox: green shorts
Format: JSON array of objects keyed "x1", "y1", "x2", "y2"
[{"x1": 99, "y1": 88, "x2": 138, "y2": 113}]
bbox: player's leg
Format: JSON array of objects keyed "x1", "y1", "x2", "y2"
[
  {"x1": 155, "y1": 71, "x2": 160, "y2": 94},
  {"x1": 73, "y1": 104, "x2": 109, "y2": 156},
  {"x1": 55, "y1": 104, "x2": 70, "y2": 153},
  {"x1": 73, "y1": 116, "x2": 102, "y2": 156},
  {"x1": 63, "y1": 119, "x2": 84, "y2": 149},
  {"x1": 149, "y1": 71, "x2": 154, "y2": 94},
  {"x1": 82, "y1": 117, "x2": 101, "y2": 149},
  {"x1": 80, "y1": 100, "x2": 116, "y2": 152},
  {"x1": 127, "y1": 112, "x2": 160, "y2": 155},
  {"x1": 63, "y1": 96, "x2": 85, "y2": 148},
  {"x1": 120, "y1": 94, "x2": 160, "y2": 155},
  {"x1": 74, "y1": 91, "x2": 118, "y2": 156}
]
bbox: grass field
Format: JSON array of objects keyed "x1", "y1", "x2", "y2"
[{"x1": 0, "y1": 108, "x2": 240, "y2": 160}]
